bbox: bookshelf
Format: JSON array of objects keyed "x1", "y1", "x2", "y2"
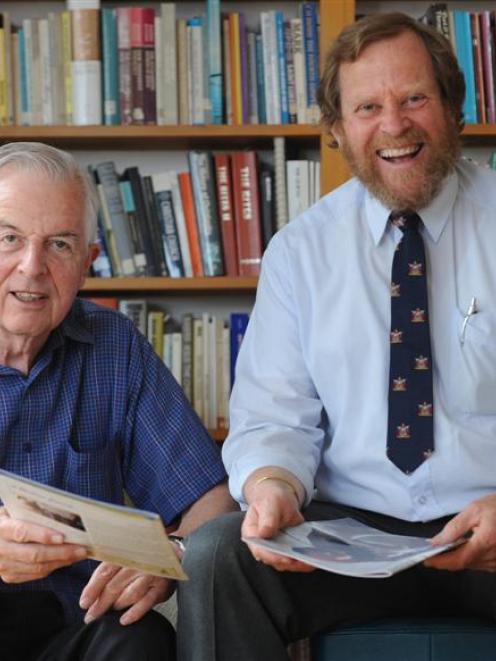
[{"x1": 3, "y1": 0, "x2": 495, "y2": 441}]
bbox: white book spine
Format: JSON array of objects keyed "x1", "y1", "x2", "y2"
[
  {"x1": 38, "y1": 18, "x2": 54, "y2": 125},
  {"x1": 72, "y1": 61, "x2": 102, "y2": 125},
  {"x1": 193, "y1": 317, "x2": 205, "y2": 423},
  {"x1": 286, "y1": 160, "x2": 310, "y2": 221},
  {"x1": 161, "y1": 3, "x2": 178, "y2": 125},
  {"x1": 261, "y1": 12, "x2": 280, "y2": 125},
  {"x1": 168, "y1": 172, "x2": 193, "y2": 277},
  {"x1": 291, "y1": 18, "x2": 307, "y2": 125},
  {"x1": 274, "y1": 136, "x2": 288, "y2": 230}
]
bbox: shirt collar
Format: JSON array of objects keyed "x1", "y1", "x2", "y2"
[
  {"x1": 364, "y1": 168, "x2": 459, "y2": 245},
  {"x1": 58, "y1": 298, "x2": 95, "y2": 345}
]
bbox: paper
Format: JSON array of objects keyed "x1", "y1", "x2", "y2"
[
  {"x1": 0, "y1": 469, "x2": 187, "y2": 580},
  {"x1": 244, "y1": 517, "x2": 460, "y2": 578}
]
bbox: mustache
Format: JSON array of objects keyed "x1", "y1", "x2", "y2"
[{"x1": 372, "y1": 129, "x2": 427, "y2": 151}]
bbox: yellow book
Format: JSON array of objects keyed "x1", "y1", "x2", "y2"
[
  {"x1": 147, "y1": 311, "x2": 164, "y2": 359},
  {"x1": 61, "y1": 11, "x2": 73, "y2": 124},
  {"x1": 229, "y1": 13, "x2": 242, "y2": 126}
]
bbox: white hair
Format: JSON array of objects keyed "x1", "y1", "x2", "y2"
[{"x1": 0, "y1": 142, "x2": 99, "y2": 243}]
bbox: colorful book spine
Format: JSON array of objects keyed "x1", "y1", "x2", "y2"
[
  {"x1": 130, "y1": 7, "x2": 156, "y2": 124},
  {"x1": 119, "y1": 179, "x2": 148, "y2": 275},
  {"x1": 116, "y1": 7, "x2": 132, "y2": 125},
  {"x1": 70, "y1": 6, "x2": 102, "y2": 125},
  {"x1": 231, "y1": 150, "x2": 263, "y2": 277},
  {"x1": 238, "y1": 13, "x2": 249, "y2": 125},
  {"x1": 480, "y1": 11, "x2": 495, "y2": 124},
  {"x1": 214, "y1": 153, "x2": 239, "y2": 277},
  {"x1": 301, "y1": 2, "x2": 320, "y2": 124},
  {"x1": 101, "y1": 8, "x2": 120, "y2": 125},
  {"x1": 247, "y1": 31, "x2": 259, "y2": 124},
  {"x1": 471, "y1": 12, "x2": 486, "y2": 124},
  {"x1": 188, "y1": 151, "x2": 225, "y2": 276},
  {"x1": 275, "y1": 11, "x2": 289, "y2": 124},
  {"x1": 17, "y1": 28, "x2": 29, "y2": 125},
  {"x1": 152, "y1": 173, "x2": 185, "y2": 278},
  {"x1": 178, "y1": 172, "x2": 204, "y2": 277},
  {"x1": 207, "y1": 0, "x2": 223, "y2": 124},
  {"x1": 229, "y1": 312, "x2": 249, "y2": 388},
  {"x1": 285, "y1": 20, "x2": 297, "y2": 124},
  {"x1": 453, "y1": 10, "x2": 477, "y2": 124},
  {"x1": 187, "y1": 16, "x2": 205, "y2": 125},
  {"x1": 229, "y1": 13, "x2": 243, "y2": 125},
  {"x1": 255, "y1": 33, "x2": 266, "y2": 124},
  {"x1": 222, "y1": 16, "x2": 233, "y2": 125}
]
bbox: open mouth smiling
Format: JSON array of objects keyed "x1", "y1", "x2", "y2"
[
  {"x1": 11, "y1": 291, "x2": 48, "y2": 302},
  {"x1": 377, "y1": 143, "x2": 424, "y2": 163}
]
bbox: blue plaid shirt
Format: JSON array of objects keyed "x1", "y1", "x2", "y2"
[{"x1": 0, "y1": 298, "x2": 226, "y2": 623}]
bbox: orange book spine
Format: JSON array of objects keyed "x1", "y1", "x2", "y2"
[
  {"x1": 229, "y1": 13, "x2": 242, "y2": 125},
  {"x1": 178, "y1": 172, "x2": 204, "y2": 277}
]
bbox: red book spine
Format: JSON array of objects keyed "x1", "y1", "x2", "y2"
[
  {"x1": 130, "y1": 8, "x2": 156, "y2": 124},
  {"x1": 231, "y1": 151, "x2": 263, "y2": 277},
  {"x1": 471, "y1": 12, "x2": 486, "y2": 124},
  {"x1": 178, "y1": 172, "x2": 204, "y2": 277},
  {"x1": 116, "y1": 7, "x2": 132, "y2": 125},
  {"x1": 214, "y1": 153, "x2": 238, "y2": 277},
  {"x1": 481, "y1": 11, "x2": 495, "y2": 123}
]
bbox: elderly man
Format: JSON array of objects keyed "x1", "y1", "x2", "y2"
[
  {"x1": 177, "y1": 12, "x2": 496, "y2": 661},
  {"x1": 0, "y1": 141, "x2": 235, "y2": 660}
]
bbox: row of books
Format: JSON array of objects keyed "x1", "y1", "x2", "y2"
[
  {"x1": 0, "y1": 1, "x2": 320, "y2": 127},
  {"x1": 87, "y1": 297, "x2": 250, "y2": 431},
  {"x1": 422, "y1": 4, "x2": 496, "y2": 124},
  {"x1": 90, "y1": 140, "x2": 320, "y2": 279}
]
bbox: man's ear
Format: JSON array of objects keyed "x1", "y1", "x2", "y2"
[{"x1": 329, "y1": 121, "x2": 343, "y2": 149}]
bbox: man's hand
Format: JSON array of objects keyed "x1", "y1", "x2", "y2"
[
  {"x1": 80, "y1": 562, "x2": 174, "y2": 625},
  {"x1": 425, "y1": 494, "x2": 496, "y2": 572},
  {"x1": 0, "y1": 508, "x2": 87, "y2": 583},
  {"x1": 241, "y1": 471, "x2": 315, "y2": 573}
]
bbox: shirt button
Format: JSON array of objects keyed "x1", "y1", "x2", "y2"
[{"x1": 23, "y1": 443, "x2": 32, "y2": 453}]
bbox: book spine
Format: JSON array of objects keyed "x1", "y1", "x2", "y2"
[
  {"x1": 471, "y1": 12, "x2": 486, "y2": 124},
  {"x1": 285, "y1": 20, "x2": 297, "y2": 124},
  {"x1": 142, "y1": 175, "x2": 168, "y2": 275},
  {"x1": 178, "y1": 171, "x2": 204, "y2": 277},
  {"x1": 181, "y1": 313, "x2": 194, "y2": 403},
  {"x1": 259, "y1": 167, "x2": 275, "y2": 249},
  {"x1": 260, "y1": 11, "x2": 280, "y2": 125},
  {"x1": 275, "y1": 11, "x2": 289, "y2": 124},
  {"x1": 91, "y1": 217, "x2": 113, "y2": 278},
  {"x1": 95, "y1": 161, "x2": 136, "y2": 275},
  {"x1": 207, "y1": 0, "x2": 223, "y2": 124},
  {"x1": 24, "y1": 18, "x2": 42, "y2": 125},
  {"x1": 101, "y1": 8, "x2": 120, "y2": 125},
  {"x1": 147, "y1": 310, "x2": 164, "y2": 359},
  {"x1": 60, "y1": 11, "x2": 73, "y2": 125},
  {"x1": 238, "y1": 13, "x2": 249, "y2": 125},
  {"x1": 286, "y1": 160, "x2": 310, "y2": 222},
  {"x1": 119, "y1": 179, "x2": 148, "y2": 275},
  {"x1": 193, "y1": 317, "x2": 205, "y2": 421},
  {"x1": 229, "y1": 313, "x2": 249, "y2": 388},
  {"x1": 480, "y1": 11, "x2": 495, "y2": 123},
  {"x1": 17, "y1": 28, "x2": 29, "y2": 125},
  {"x1": 142, "y1": 8, "x2": 156, "y2": 124},
  {"x1": 214, "y1": 153, "x2": 239, "y2": 277},
  {"x1": 188, "y1": 151, "x2": 225, "y2": 276},
  {"x1": 301, "y1": 2, "x2": 320, "y2": 124},
  {"x1": 229, "y1": 13, "x2": 242, "y2": 126},
  {"x1": 123, "y1": 167, "x2": 160, "y2": 275},
  {"x1": 160, "y1": 3, "x2": 177, "y2": 125},
  {"x1": 116, "y1": 7, "x2": 132, "y2": 125},
  {"x1": 222, "y1": 15, "x2": 233, "y2": 125},
  {"x1": 49, "y1": 13, "x2": 65, "y2": 126},
  {"x1": 247, "y1": 32, "x2": 259, "y2": 124},
  {"x1": 291, "y1": 18, "x2": 307, "y2": 124},
  {"x1": 12, "y1": 31, "x2": 21, "y2": 126},
  {"x1": 118, "y1": 299, "x2": 147, "y2": 335},
  {"x1": 71, "y1": 8, "x2": 102, "y2": 125},
  {"x1": 92, "y1": 168, "x2": 123, "y2": 276},
  {"x1": 255, "y1": 33, "x2": 266, "y2": 124},
  {"x1": 167, "y1": 172, "x2": 193, "y2": 277},
  {"x1": 130, "y1": 7, "x2": 156, "y2": 124},
  {"x1": 177, "y1": 18, "x2": 189, "y2": 124},
  {"x1": 38, "y1": 18, "x2": 53, "y2": 125},
  {"x1": 153, "y1": 186, "x2": 185, "y2": 278},
  {"x1": 231, "y1": 150, "x2": 263, "y2": 277},
  {"x1": 187, "y1": 16, "x2": 205, "y2": 125},
  {"x1": 453, "y1": 10, "x2": 477, "y2": 124},
  {"x1": 274, "y1": 136, "x2": 288, "y2": 230}
]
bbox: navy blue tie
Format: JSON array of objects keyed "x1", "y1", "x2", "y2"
[{"x1": 387, "y1": 211, "x2": 434, "y2": 474}]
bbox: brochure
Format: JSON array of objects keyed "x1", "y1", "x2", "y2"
[
  {"x1": 0, "y1": 469, "x2": 187, "y2": 580},
  {"x1": 244, "y1": 517, "x2": 461, "y2": 578}
]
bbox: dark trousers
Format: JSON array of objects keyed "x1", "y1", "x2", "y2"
[
  {"x1": 177, "y1": 503, "x2": 496, "y2": 661},
  {"x1": 0, "y1": 592, "x2": 175, "y2": 661}
]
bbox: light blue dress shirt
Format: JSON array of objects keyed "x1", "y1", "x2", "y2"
[{"x1": 223, "y1": 158, "x2": 496, "y2": 522}]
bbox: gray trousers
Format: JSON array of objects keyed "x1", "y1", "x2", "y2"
[{"x1": 177, "y1": 503, "x2": 496, "y2": 661}]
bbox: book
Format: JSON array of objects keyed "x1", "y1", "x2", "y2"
[
  {"x1": 70, "y1": 5, "x2": 102, "y2": 125},
  {"x1": 471, "y1": 13, "x2": 486, "y2": 125},
  {"x1": 247, "y1": 31, "x2": 259, "y2": 124},
  {"x1": 287, "y1": 160, "x2": 310, "y2": 222},
  {"x1": 480, "y1": 11, "x2": 495, "y2": 124},
  {"x1": 231, "y1": 150, "x2": 263, "y2": 276},
  {"x1": 259, "y1": 167, "x2": 275, "y2": 249},
  {"x1": 274, "y1": 136, "x2": 289, "y2": 230},
  {"x1": 147, "y1": 310, "x2": 165, "y2": 358},
  {"x1": 188, "y1": 151, "x2": 225, "y2": 276},
  {"x1": 177, "y1": 18, "x2": 188, "y2": 124},
  {"x1": 229, "y1": 312, "x2": 249, "y2": 388},
  {"x1": 101, "y1": 8, "x2": 120, "y2": 125},
  {"x1": 119, "y1": 178, "x2": 148, "y2": 275},
  {"x1": 222, "y1": 16, "x2": 233, "y2": 125},
  {"x1": 229, "y1": 13, "x2": 243, "y2": 126},
  {"x1": 213, "y1": 153, "x2": 238, "y2": 277},
  {"x1": 178, "y1": 171, "x2": 204, "y2": 277},
  {"x1": 116, "y1": 6, "x2": 132, "y2": 125},
  {"x1": 193, "y1": 316, "x2": 205, "y2": 421},
  {"x1": 86, "y1": 297, "x2": 118, "y2": 309},
  {"x1": 301, "y1": 2, "x2": 320, "y2": 124},
  {"x1": 118, "y1": 299, "x2": 147, "y2": 335},
  {"x1": 181, "y1": 313, "x2": 194, "y2": 403},
  {"x1": 244, "y1": 517, "x2": 461, "y2": 578},
  {"x1": 453, "y1": 10, "x2": 478, "y2": 124},
  {"x1": 260, "y1": 11, "x2": 281, "y2": 125},
  {"x1": 187, "y1": 16, "x2": 205, "y2": 125},
  {"x1": 130, "y1": 7, "x2": 156, "y2": 124},
  {"x1": 207, "y1": 0, "x2": 223, "y2": 124},
  {"x1": 91, "y1": 213, "x2": 113, "y2": 278},
  {"x1": 95, "y1": 161, "x2": 136, "y2": 276},
  {"x1": 142, "y1": 175, "x2": 168, "y2": 275},
  {"x1": 151, "y1": 174, "x2": 185, "y2": 278},
  {"x1": 0, "y1": 468, "x2": 186, "y2": 580},
  {"x1": 157, "y1": 3, "x2": 177, "y2": 125},
  {"x1": 275, "y1": 10, "x2": 289, "y2": 124}
]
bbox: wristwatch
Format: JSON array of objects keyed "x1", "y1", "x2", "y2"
[{"x1": 169, "y1": 534, "x2": 186, "y2": 557}]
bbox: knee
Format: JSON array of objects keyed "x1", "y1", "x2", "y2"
[{"x1": 182, "y1": 511, "x2": 247, "y2": 579}]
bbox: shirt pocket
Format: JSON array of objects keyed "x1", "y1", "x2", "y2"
[
  {"x1": 63, "y1": 440, "x2": 123, "y2": 502},
  {"x1": 447, "y1": 310, "x2": 496, "y2": 415}
]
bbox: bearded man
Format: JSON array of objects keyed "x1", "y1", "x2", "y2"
[{"x1": 176, "y1": 13, "x2": 496, "y2": 661}]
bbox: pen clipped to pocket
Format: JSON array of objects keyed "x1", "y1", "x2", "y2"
[{"x1": 459, "y1": 296, "x2": 478, "y2": 345}]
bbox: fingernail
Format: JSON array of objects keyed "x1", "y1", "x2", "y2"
[
  {"x1": 84, "y1": 614, "x2": 94, "y2": 624},
  {"x1": 79, "y1": 597, "x2": 88, "y2": 608},
  {"x1": 51, "y1": 534, "x2": 64, "y2": 544},
  {"x1": 75, "y1": 547, "x2": 87, "y2": 558}
]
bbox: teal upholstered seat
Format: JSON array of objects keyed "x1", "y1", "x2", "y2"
[{"x1": 311, "y1": 617, "x2": 496, "y2": 661}]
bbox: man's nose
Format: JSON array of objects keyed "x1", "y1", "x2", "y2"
[
  {"x1": 380, "y1": 103, "x2": 412, "y2": 137},
  {"x1": 18, "y1": 242, "x2": 48, "y2": 276}
]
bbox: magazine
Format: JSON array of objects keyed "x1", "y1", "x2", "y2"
[
  {"x1": 0, "y1": 469, "x2": 187, "y2": 580},
  {"x1": 244, "y1": 517, "x2": 461, "y2": 578}
]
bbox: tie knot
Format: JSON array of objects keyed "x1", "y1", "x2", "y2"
[{"x1": 390, "y1": 211, "x2": 421, "y2": 233}]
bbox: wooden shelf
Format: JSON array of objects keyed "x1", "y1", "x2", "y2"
[
  {"x1": 0, "y1": 124, "x2": 322, "y2": 150},
  {"x1": 81, "y1": 276, "x2": 258, "y2": 294},
  {"x1": 210, "y1": 429, "x2": 228, "y2": 443}
]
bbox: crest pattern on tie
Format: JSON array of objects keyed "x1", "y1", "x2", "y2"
[{"x1": 387, "y1": 211, "x2": 434, "y2": 474}]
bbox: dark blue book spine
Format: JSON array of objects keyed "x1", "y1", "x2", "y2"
[
  {"x1": 154, "y1": 189, "x2": 185, "y2": 278},
  {"x1": 229, "y1": 312, "x2": 249, "y2": 388},
  {"x1": 255, "y1": 33, "x2": 267, "y2": 124},
  {"x1": 276, "y1": 10, "x2": 289, "y2": 124},
  {"x1": 301, "y1": 2, "x2": 320, "y2": 122}
]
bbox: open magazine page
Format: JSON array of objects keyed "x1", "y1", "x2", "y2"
[
  {"x1": 244, "y1": 517, "x2": 459, "y2": 578},
  {"x1": 0, "y1": 469, "x2": 187, "y2": 580}
]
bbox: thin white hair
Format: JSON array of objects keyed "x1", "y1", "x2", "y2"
[{"x1": 0, "y1": 142, "x2": 99, "y2": 243}]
